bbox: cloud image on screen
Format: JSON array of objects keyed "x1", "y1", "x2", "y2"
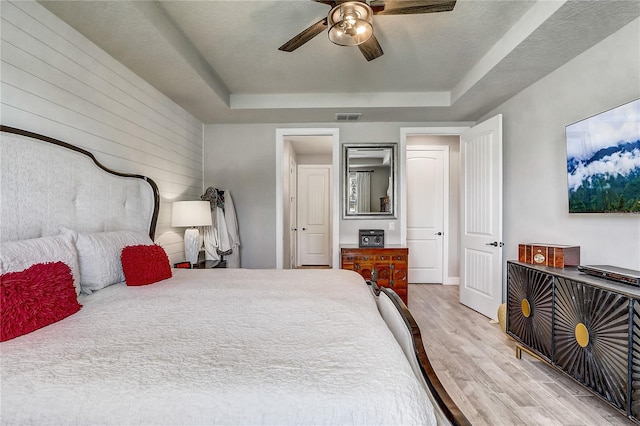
[{"x1": 566, "y1": 99, "x2": 640, "y2": 213}]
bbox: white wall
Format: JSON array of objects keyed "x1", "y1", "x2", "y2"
[
  {"x1": 482, "y1": 17, "x2": 640, "y2": 271},
  {"x1": 204, "y1": 124, "x2": 276, "y2": 268},
  {"x1": 204, "y1": 121, "x2": 470, "y2": 268},
  {"x1": 0, "y1": 1, "x2": 204, "y2": 263},
  {"x1": 203, "y1": 20, "x2": 640, "y2": 272},
  {"x1": 206, "y1": 16, "x2": 639, "y2": 272},
  {"x1": 297, "y1": 154, "x2": 332, "y2": 165}
]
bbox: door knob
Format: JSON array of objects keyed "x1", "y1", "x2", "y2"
[
  {"x1": 302, "y1": 227, "x2": 306, "y2": 231},
  {"x1": 435, "y1": 232, "x2": 442, "y2": 235},
  {"x1": 486, "y1": 241, "x2": 498, "y2": 247}
]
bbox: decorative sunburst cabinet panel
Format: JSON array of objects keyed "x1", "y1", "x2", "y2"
[
  {"x1": 506, "y1": 262, "x2": 554, "y2": 360},
  {"x1": 632, "y1": 302, "x2": 640, "y2": 419},
  {"x1": 506, "y1": 262, "x2": 640, "y2": 423},
  {"x1": 554, "y1": 277, "x2": 629, "y2": 411}
]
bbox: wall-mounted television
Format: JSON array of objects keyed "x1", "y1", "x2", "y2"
[{"x1": 566, "y1": 98, "x2": 640, "y2": 213}]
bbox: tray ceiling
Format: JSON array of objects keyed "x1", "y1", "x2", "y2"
[{"x1": 39, "y1": 0, "x2": 640, "y2": 124}]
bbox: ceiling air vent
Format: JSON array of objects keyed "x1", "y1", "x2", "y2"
[{"x1": 335, "y1": 113, "x2": 362, "y2": 122}]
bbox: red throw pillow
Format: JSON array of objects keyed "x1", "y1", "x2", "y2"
[
  {"x1": 1, "y1": 262, "x2": 81, "y2": 342},
  {"x1": 121, "y1": 245, "x2": 172, "y2": 286}
]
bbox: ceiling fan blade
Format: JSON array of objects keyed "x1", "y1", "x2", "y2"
[
  {"x1": 358, "y1": 35, "x2": 384, "y2": 61},
  {"x1": 370, "y1": 0, "x2": 456, "y2": 15},
  {"x1": 312, "y1": 0, "x2": 358, "y2": 4},
  {"x1": 278, "y1": 18, "x2": 328, "y2": 52}
]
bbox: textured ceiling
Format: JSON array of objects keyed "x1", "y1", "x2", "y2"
[{"x1": 39, "y1": 0, "x2": 640, "y2": 124}]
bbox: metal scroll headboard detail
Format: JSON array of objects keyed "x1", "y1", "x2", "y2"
[{"x1": 0, "y1": 126, "x2": 160, "y2": 242}]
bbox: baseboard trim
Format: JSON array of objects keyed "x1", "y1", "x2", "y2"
[{"x1": 443, "y1": 277, "x2": 460, "y2": 285}]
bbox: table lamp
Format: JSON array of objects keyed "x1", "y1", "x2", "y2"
[{"x1": 171, "y1": 200, "x2": 213, "y2": 265}]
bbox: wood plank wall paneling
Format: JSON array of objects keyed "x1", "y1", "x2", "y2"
[{"x1": 0, "y1": 0, "x2": 204, "y2": 263}]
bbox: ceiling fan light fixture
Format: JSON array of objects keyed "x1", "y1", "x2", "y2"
[{"x1": 328, "y1": 2, "x2": 373, "y2": 47}]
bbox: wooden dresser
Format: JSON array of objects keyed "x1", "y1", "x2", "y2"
[{"x1": 341, "y1": 247, "x2": 409, "y2": 304}]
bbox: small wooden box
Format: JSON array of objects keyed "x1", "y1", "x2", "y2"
[{"x1": 518, "y1": 244, "x2": 580, "y2": 268}]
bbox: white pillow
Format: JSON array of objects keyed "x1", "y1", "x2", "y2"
[
  {"x1": 0, "y1": 233, "x2": 81, "y2": 295},
  {"x1": 75, "y1": 230, "x2": 153, "y2": 294}
]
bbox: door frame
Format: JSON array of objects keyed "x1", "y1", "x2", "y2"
[
  {"x1": 276, "y1": 128, "x2": 340, "y2": 270},
  {"x1": 400, "y1": 127, "x2": 470, "y2": 285},
  {"x1": 289, "y1": 156, "x2": 297, "y2": 269}
]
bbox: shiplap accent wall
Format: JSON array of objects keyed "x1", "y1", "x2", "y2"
[{"x1": 0, "y1": 1, "x2": 204, "y2": 263}]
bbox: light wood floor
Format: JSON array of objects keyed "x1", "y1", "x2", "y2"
[{"x1": 408, "y1": 284, "x2": 634, "y2": 426}]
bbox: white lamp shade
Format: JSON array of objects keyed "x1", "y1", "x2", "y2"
[{"x1": 171, "y1": 201, "x2": 212, "y2": 227}]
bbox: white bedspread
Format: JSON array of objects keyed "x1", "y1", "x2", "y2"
[{"x1": 1, "y1": 269, "x2": 435, "y2": 425}]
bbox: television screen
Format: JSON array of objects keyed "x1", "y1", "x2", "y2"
[{"x1": 566, "y1": 98, "x2": 640, "y2": 213}]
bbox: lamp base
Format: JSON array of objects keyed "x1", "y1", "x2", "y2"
[{"x1": 184, "y1": 227, "x2": 200, "y2": 265}]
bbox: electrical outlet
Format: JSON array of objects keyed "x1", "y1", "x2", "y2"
[{"x1": 388, "y1": 222, "x2": 395, "y2": 231}]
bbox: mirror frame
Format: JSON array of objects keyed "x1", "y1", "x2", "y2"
[{"x1": 343, "y1": 143, "x2": 397, "y2": 219}]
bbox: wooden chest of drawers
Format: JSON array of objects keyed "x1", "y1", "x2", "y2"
[{"x1": 341, "y1": 247, "x2": 408, "y2": 304}]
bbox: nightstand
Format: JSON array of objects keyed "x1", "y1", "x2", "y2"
[
  {"x1": 197, "y1": 260, "x2": 226, "y2": 268},
  {"x1": 174, "y1": 260, "x2": 226, "y2": 269}
]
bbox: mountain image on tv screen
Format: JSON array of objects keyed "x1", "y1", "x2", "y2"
[{"x1": 566, "y1": 98, "x2": 640, "y2": 213}]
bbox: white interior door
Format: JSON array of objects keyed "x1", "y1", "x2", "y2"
[
  {"x1": 406, "y1": 147, "x2": 448, "y2": 283},
  {"x1": 460, "y1": 115, "x2": 503, "y2": 320},
  {"x1": 297, "y1": 165, "x2": 331, "y2": 266},
  {"x1": 289, "y1": 157, "x2": 297, "y2": 269}
]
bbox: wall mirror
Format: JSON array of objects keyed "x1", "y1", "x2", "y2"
[{"x1": 343, "y1": 143, "x2": 397, "y2": 219}]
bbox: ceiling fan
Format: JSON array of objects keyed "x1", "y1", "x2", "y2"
[{"x1": 278, "y1": 0, "x2": 457, "y2": 61}]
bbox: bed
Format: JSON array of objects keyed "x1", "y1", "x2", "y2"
[{"x1": 0, "y1": 126, "x2": 469, "y2": 425}]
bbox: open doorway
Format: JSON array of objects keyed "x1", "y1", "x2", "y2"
[
  {"x1": 401, "y1": 119, "x2": 504, "y2": 320},
  {"x1": 401, "y1": 127, "x2": 467, "y2": 285},
  {"x1": 406, "y1": 144, "x2": 452, "y2": 283},
  {"x1": 276, "y1": 129, "x2": 340, "y2": 269}
]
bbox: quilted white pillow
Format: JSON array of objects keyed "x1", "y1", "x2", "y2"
[
  {"x1": 0, "y1": 233, "x2": 81, "y2": 295},
  {"x1": 75, "y1": 230, "x2": 153, "y2": 294}
]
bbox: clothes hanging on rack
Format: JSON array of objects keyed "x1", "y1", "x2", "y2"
[{"x1": 201, "y1": 187, "x2": 240, "y2": 268}]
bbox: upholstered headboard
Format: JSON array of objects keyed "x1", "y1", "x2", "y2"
[{"x1": 0, "y1": 126, "x2": 159, "y2": 242}]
